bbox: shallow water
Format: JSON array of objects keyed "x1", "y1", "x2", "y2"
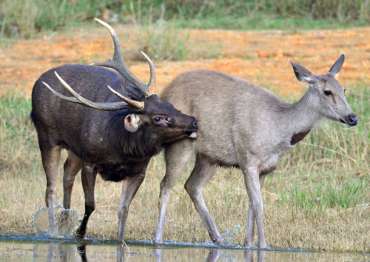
[{"x1": 0, "y1": 239, "x2": 368, "y2": 262}]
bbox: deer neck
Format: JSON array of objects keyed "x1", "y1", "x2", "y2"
[{"x1": 283, "y1": 87, "x2": 322, "y2": 145}]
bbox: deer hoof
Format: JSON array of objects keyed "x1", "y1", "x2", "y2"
[
  {"x1": 75, "y1": 228, "x2": 85, "y2": 240},
  {"x1": 212, "y1": 237, "x2": 225, "y2": 246},
  {"x1": 257, "y1": 242, "x2": 270, "y2": 250}
]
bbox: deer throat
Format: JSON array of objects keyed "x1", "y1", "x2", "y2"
[{"x1": 290, "y1": 129, "x2": 311, "y2": 145}]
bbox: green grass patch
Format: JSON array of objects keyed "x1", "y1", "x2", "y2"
[
  {"x1": 0, "y1": 92, "x2": 36, "y2": 175},
  {"x1": 279, "y1": 175, "x2": 367, "y2": 210},
  {"x1": 173, "y1": 13, "x2": 370, "y2": 31},
  {"x1": 1, "y1": 0, "x2": 369, "y2": 39}
]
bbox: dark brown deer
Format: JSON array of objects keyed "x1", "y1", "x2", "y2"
[
  {"x1": 31, "y1": 19, "x2": 197, "y2": 242},
  {"x1": 154, "y1": 55, "x2": 357, "y2": 248}
]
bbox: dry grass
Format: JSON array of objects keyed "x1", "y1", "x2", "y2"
[{"x1": 0, "y1": 86, "x2": 368, "y2": 252}]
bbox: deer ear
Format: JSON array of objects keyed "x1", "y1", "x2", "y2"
[
  {"x1": 291, "y1": 62, "x2": 317, "y2": 84},
  {"x1": 328, "y1": 54, "x2": 345, "y2": 76},
  {"x1": 123, "y1": 114, "x2": 142, "y2": 133}
]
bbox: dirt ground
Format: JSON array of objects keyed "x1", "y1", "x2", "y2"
[{"x1": 1, "y1": 26, "x2": 370, "y2": 97}]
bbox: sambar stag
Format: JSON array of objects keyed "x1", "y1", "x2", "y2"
[{"x1": 31, "y1": 19, "x2": 198, "y2": 241}]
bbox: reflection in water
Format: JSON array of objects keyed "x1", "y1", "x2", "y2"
[
  {"x1": 244, "y1": 250, "x2": 265, "y2": 262},
  {"x1": 0, "y1": 241, "x2": 368, "y2": 262}
]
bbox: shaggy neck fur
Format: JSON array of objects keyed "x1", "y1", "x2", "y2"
[{"x1": 109, "y1": 112, "x2": 163, "y2": 159}]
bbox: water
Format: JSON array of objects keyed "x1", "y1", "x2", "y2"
[{"x1": 0, "y1": 237, "x2": 368, "y2": 262}]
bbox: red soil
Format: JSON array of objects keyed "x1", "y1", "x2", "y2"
[{"x1": 0, "y1": 26, "x2": 369, "y2": 97}]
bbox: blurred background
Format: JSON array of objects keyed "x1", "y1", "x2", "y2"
[
  {"x1": 0, "y1": 0, "x2": 369, "y2": 253},
  {"x1": 1, "y1": 0, "x2": 369, "y2": 38}
]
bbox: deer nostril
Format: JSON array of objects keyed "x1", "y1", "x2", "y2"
[
  {"x1": 192, "y1": 119, "x2": 198, "y2": 129},
  {"x1": 346, "y1": 114, "x2": 358, "y2": 126}
]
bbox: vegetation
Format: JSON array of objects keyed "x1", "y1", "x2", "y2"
[
  {"x1": 0, "y1": 86, "x2": 368, "y2": 251},
  {"x1": 135, "y1": 20, "x2": 222, "y2": 61},
  {"x1": 1, "y1": 0, "x2": 369, "y2": 38},
  {"x1": 0, "y1": 0, "x2": 368, "y2": 252},
  {"x1": 136, "y1": 20, "x2": 189, "y2": 61}
]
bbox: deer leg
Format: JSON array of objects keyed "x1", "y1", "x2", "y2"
[
  {"x1": 243, "y1": 166, "x2": 267, "y2": 248},
  {"x1": 63, "y1": 151, "x2": 82, "y2": 210},
  {"x1": 76, "y1": 165, "x2": 97, "y2": 239},
  {"x1": 245, "y1": 175, "x2": 266, "y2": 247},
  {"x1": 245, "y1": 200, "x2": 255, "y2": 247},
  {"x1": 117, "y1": 173, "x2": 145, "y2": 242},
  {"x1": 60, "y1": 151, "x2": 82, "y2": 231},
  {"x1": 185, "y1": 155, "x2": 222, "y2": 244},
  {"x1": 155, "y1": 141, "x2": 193, "y2": 244},
  {"x1": 40, "y1": 145, "x2": 61, "y2": 235}
]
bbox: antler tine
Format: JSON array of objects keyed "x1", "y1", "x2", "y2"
[
  {"x1": 140, "y1": 51, "x2": 156, "y2": 91},
  {"x1": 94, "y1": 18, "x2": 124, "y2": 67},
  {"x1": 43, "y1": 71, "x2": 136, "y2": 111},
  {"x1": 42, "y1": 81, "x2": 80, "y2": 103},
  {"x1": 94, "y1": 19, "x2": 146, "y2": 90},
  {"x1": 106, "y1": 85, "x2": 144, "y2": 110},
  {"x1": 94, "y1": 18, "x2": 154, "y2": 95}
]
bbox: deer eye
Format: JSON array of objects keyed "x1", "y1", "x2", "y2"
[
  {"x1": 323, "y1": 90, "x2": 332, "y2": 96},
  {"x1": 153, "y1": 116, "x2": 161, "y2": 122}
]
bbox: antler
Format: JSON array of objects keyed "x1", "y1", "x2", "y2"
[
  {"x1": 106, "y1": 85, "x2": 144, "y2": 110},
  {"x1": 42, "y1": 71, "x2": 144, "y2": 111},
  {"x1": 94, "y1": 18, "x2": 155, "y2": 94}
]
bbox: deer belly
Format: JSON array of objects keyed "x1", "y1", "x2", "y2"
[{"x1": 96, "y1": 163, "x2": 145, "y2": 182}]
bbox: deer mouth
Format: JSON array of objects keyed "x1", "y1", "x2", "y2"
[
  {"x1": 185, "y1": 129, "x2": 198, "y2": 139},
  {"x1": 189, "y1": 132, "x2": 197, "y2": 138},
  {"x1": 339, "y1": 114, "x2": 358, "y2": 127}
]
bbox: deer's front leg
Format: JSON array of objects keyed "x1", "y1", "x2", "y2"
[
  {"x1": 245, "y1": 175, "x2": 266, "y2": 247},
  {"x1": 242, "y1": 165, "x2": 267, "y2": 249},
  {"x1": 76, "y1": 165, "x2": 97, "y2": 239},
  {"x1": 117, "y1": 173, "x2": 145, "y2": 242}
]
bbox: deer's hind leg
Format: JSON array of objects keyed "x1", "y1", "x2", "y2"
[
  {"x1": 59, "y1": 151, "x2": 82, "y2": 232},
  {"x1": 63, "y1": 151, "x2": 82, "y2": 210},
  {"x1": 39, "y1": 144, "x2": 62, "y2": 235}
]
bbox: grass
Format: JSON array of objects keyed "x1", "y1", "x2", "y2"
[
  {"x1": 173, "y1": 13, "x2": 370, "y2": 31},
  {"x1": 135, "y1": 20, "x2": 222, "y2": 61},
  {"x1": 280, "y1": 176, "x2": 367, "y2": 210},
  {"x1": 136, "y1": 20, "x2": 189, "y2": 61},
  {"x1": 0, "y1": 0, "x2": 113, "y2": 38},
  {"x1": 0, "y1": 86, "x2": 368, "y2": 252},
  {"x1": 0, "y1": 0, "x2": 369, "y2": 39}
]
